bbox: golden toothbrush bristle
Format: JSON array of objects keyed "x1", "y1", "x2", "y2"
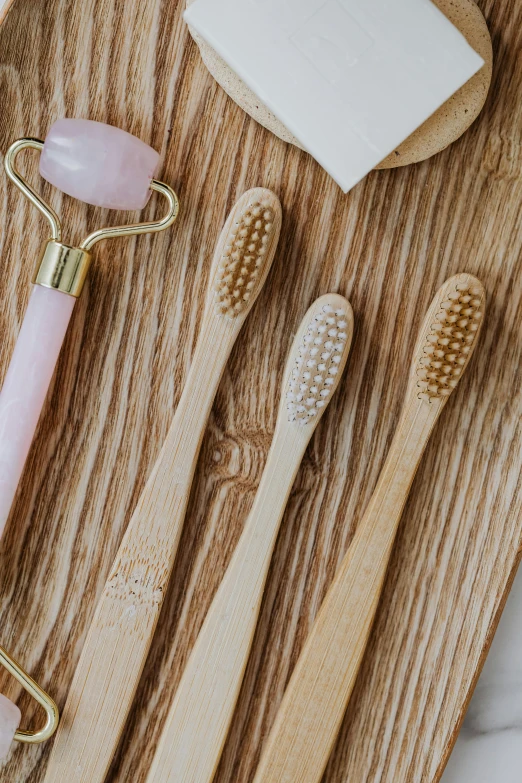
[
  {"x1": 287, "y1": 295, "x2": 353, "y2": 424},
  {"x1": 214, "y1": 189, "x2": 281, "y2": 319},
  {"x1": 416, "y1": 274, "x2": 485, "y2": 402}
]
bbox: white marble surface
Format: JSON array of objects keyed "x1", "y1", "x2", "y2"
[{"x1": 442, "y1": 565, "x2": 522, "y2": 782}]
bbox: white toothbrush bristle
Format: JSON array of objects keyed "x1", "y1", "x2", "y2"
[{"x1": 288, "y1": 302, "x2": 351, "y2": 424}]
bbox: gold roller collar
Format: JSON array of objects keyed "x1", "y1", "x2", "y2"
[{"x1": 34, "y1": 240, "x2": 92, "y2": 298}]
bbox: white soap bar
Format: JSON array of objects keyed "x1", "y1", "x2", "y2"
[{"x1": 185, "y1": 0, "x2": 484, "y2": 192}]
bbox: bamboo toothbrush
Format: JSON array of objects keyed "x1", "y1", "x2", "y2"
[
  {"x1": 43, "y1": 188, "x2": 282, "y2": 783},
  {"x1": 146, "y1": 293, "x2": 354, "y2": 783},
  {"x1": 252, "y1": 273, "x2": 485, "y2": 783}
]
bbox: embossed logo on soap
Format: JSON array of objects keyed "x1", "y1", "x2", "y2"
[
  {"x1": 250, "y1": 0, "x2": 325, "y2": 34},
  {"x1": 290, "y1": 0, "x2": 374, "y2": 84}
]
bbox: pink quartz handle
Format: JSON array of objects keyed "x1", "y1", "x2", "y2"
[
  {"x1": 0, "y1": 286, "x2": 75, "y2": 536},
  {"x1": 0, "y1": 693, "x2": 21, "y2": 761}
]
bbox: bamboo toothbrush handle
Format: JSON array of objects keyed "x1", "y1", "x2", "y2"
[
  {"x1": 44, "y1": 335, "x2": 232, "y2": 783},
  {"x1": 44, "y1": 187, "x2": 282, "y2": 783},
  {"x1": 147, "y1": 431, "x2": 305, "y2": 783},
  {"x1": 253, "y1": 404, "x2": 437, "y2": 783},
  {"x1": 254, "y1": 273, "x2": 486, "y2": 783},
  {"x1": 146, "y1": 292, "x2": 354, "y2": 783}
]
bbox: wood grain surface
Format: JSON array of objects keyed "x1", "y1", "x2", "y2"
[{"x1": 0, "y1": 1, "x2": 520, "y2": 782}]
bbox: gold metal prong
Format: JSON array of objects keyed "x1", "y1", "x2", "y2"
[
  {"x1": 0, "y1": 645, "x2": 59, "y2": 744},
  {"x1": 4, "y1": 138, "x2": 61, "y2": 241},
  {"x1": 80, "y1": 179, "x2": 180, "y2": 251}
]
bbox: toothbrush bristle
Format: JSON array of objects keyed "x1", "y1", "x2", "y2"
[
  {"x1": 416, "y1": 277, "x2": 485, "y2": 402},
  {"x1": 287, "y1": 301, "x2": 352, "y2": 425},
  {"x1": 214, "y1": 196, "x2": 278, "y2": 319}
]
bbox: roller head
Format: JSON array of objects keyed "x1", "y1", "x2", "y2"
[
  {"x1": 39, "y1": 118, "x2": 160, "y2": 211},
  {"x1": 0, "y1": 693, "x2": 21, "y2": 760}
]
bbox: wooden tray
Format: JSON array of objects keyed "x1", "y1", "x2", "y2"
[{"x1": 0, "y1": 1, "x2": 520, "y2": 781}]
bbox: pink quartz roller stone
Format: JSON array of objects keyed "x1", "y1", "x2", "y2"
[
  {"x1": 0, "y1": 287, "x2": 75, "y2": 536},
  {"x1": 39, "y1": 118, "x2": 160, "y2": 211},
  {"x1": 0, "y1": 693, "x2": 21, "y2": 761}
]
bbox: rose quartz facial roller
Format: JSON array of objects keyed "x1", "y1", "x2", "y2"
[
  {"x1": 0, "y1": 644, "x2": 59, "y2": 761},
  {"x1": 0, "y1": 119, "x2": 179, "y2": 536}
]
